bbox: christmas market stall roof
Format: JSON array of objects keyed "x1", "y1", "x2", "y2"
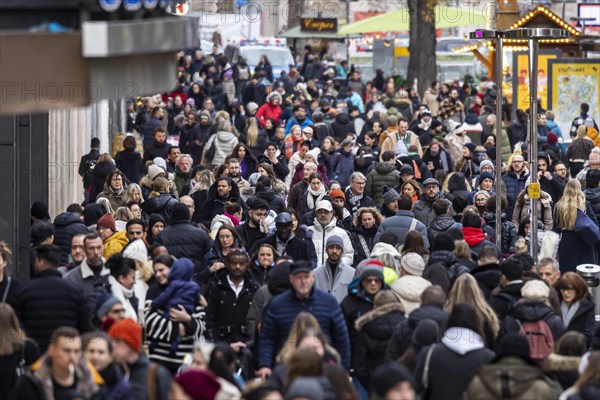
[
  {"x1": 338, "y1": 5, "x2": 488, "y2": 35},
  {"x1": 453, "y1": 5, "x2": 582, "y2": 54}
]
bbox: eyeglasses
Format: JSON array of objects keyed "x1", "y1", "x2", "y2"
[{"x1": 364, "y1": 278, "x2": 381, "y2": 285}]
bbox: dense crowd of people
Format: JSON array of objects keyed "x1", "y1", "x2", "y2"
[{"x1": 2, "y1": 45, "x2": 600, "y2": 400}]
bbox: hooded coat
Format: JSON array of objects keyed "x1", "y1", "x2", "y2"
[
  {"x1": 501, "y1": 300, "x2": 566, "y2": 341},
  {"x1": 331, "y1": 113, "x2": 355, "y2": 140},
  {"x1": 309, "y1": 217, "x2": 354, "y2": 267},
  {"x1": 353, "y1": 302, "x2": 406, "y2": 387},
  {"x1": 365, "y1": 162, "x2": 402, "y2": 207},
  {"x1": 203, "y1": 130, "x2": 239, "y2": 167},
  {"x1": 53, "y1": 212, "x2": 89, "y2": 265},
  {"x1": 543, "y1": 353, "x2": 582, "y2": 390},
  {"x1": 465, "y1": 356, "x2": 561, "y2": 400},
  {"x1": 512, "y1": 190, "x2": 553, "y2": 231},
  {"x1": 416, "y1": 328, "x2": 495, "y2": 400},
  {"x1": 115, "y1": 148, "x2": 143, "y2": 184}
]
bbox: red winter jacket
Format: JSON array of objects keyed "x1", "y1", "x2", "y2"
[{"x1": 256, "y1": 103, "x2": 283, "y2": 127}]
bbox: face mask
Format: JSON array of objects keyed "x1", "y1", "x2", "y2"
[{"x1": 430, "y1": 150, "x2": 439, "y2": 157}]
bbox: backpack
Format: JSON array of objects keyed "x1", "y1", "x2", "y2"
[
  {"x1": 238, "y1": 66, "x2": 250, "y2": 80},
  {"x1": 515, "y1": 318, "x2": 554, "y2": 365}
]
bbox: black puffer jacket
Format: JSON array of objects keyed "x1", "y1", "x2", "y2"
[
  {"x1": 482, "y1": 211, "x2": 519, "y2": 255},
  {"x1": 385, "y1": 304, "x2": 448, "y2": 362},
  {"x1": 501, "y1": 300, "x2": 565, "y2": 341},
  {"x1": 53, "y1": 212, "x2": 89, "y2": 265},
  {"x1": 141, "y1": 193, "x2": 179, "y2": 224},
  {"x1": 10, "y1": 269, "x2": 88, "y2": 353},
  {"x1": 353, "y1": 303, "x2": 406, "y2": 387},
  {"x1": 428, "y1": 215, "x2": 462, "y2": 248}
]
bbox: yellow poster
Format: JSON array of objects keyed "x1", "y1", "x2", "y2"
[
  {"x1": 549, "y1": 60, "x2": 600, "y2": 137},
  {"x1": 515, "y1": 53, "x2": 558, "y2": 111}
]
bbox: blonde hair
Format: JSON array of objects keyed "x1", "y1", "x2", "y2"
[
  {"x1": 555, "y1": 179, "x2": 586, "y2": 230},
  {"x1": 126, "y1": 183, "x2": 144, "y2": 204},
  {"x1": 353, "y1": 207, "x2": 384, "y2": 228},
  {"x1": 276, "y1": 312, "x2": 338, "y2": 364},
  {"x1": 114, "y1": 207, "x2": 134, "y2": 222},
  {"x1": 97, "y1": 153, "x2": 114, "y2": 164},
  {"x1": 189, "y1": 170, "x2": 215, "y2": 195},
  {"x1": 454, "y1": 240, "x2": 472, "y2": 260},
  {"x1": 246, "y1": 118, "x2": 259, "y2": 147},
  {"x1": 150, "y1": 177, "x2": 170, "y2": 198},
  {"x1": 447, "y1": 274, "x2": 500, "y2": 343}
]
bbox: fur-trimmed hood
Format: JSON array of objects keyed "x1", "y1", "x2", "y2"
[
  {"x1": 30, "y1": 352, "x2": 104, "y2": 400},
  {"x1": 543, "y1": 353, "x2": 581, "y2": 372},
  {"x1": 355, "y1": 302, "x2": 405, "y2": 331}
]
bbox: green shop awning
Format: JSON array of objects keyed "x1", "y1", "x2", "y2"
[{"x1": 338, "y1": 6, "x2": 488, "y2": 35}]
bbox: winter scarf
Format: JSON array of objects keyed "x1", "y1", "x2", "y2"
[
  {"x1": 561, "y1": 301, "x2": 580, "y2": 328},
  {"x1": 307, "y1": 184, "x2": 327, "y2": 210}
]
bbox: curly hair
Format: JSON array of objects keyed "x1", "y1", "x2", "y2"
[{"x1": 353, "y1": 207, "x2": 384, "y2": 227}]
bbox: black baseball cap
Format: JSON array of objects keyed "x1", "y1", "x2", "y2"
[{"x1": 290, "y1": 260, "x2": 312, "y2": 275}]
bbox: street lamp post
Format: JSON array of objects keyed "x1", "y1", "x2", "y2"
[
  {"x1": 503, "y1": 28, "x2": 568, "y2": 264},
  {"x1": 469, "y1": 29, "x2": 505, "y2": 250}
]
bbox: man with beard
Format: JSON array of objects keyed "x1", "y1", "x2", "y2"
[
  {"x1": 537, "y1": 152, "x2": 564, "y2": 203},
  {"x1": 284, "y1": 104, "x2": 313, "y2": 134},
  {"x1": 501, "y1": 153, "x2": 529, "y2": 218},
  {"x1": 205, "y1": 249, "x2": 259, "y2": 345},
  {"x1": 141, "y1": 106, "x2": 164, "y2": 149},
  {"x1": 174, "y1": 154, "x2": 193, "y2": 196},
  {"x1": 313, "y1": 235, "x2": 356, "y2": 304},
  {"x1": 252, "y1": 212, "x2": 313, "y2": 266},
  {"x1": 227, "y1": 158, "x2": 250, "y2": 191},
  {"x1": 235, "y1": 198, "x2": 270, "y2": 248},
  {"x1": 198, "y1": 177, "x2": 246, "y2": 228},
  {"x1": 413, "y1": 178, "x2": 444, "y2": 227},
  {"x1": 143, "y1": 126, "x2": 172, "y2": 164},
  {"x1": 165, "y1": 146, "x2": 181, "y2": 173},
  {"x1": 64, "y1": 233, "x2": 110, "y2": 296}
]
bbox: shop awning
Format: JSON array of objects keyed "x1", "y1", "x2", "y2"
[
  {"x1": 278, "y1": 25, "x2": 358, "y2": 39},
  {"x1": 338, "y1": 6, "x2": 488, "y2": 35}
]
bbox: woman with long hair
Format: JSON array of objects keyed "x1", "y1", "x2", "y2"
[
  {"x1": 140, "y1": 177, "x2": 179, "y2": 224},
  {"x1": 241, "y1": 117, "x2": 268, "y2": 159},
  {"x1": 556, "y1": 272, "x2": 596, "y2": 346},
  {"x1": 555, "y1": 179, "x2": 600, "y2": 271},
  {"x1": 401, "y1": 179, "x2": 422, "y2": 203},
  {"x1": 189, "y1": 169, "x2": 215, "y2": 223},
  {"x1": 299, "y1": 173, "x2": 327, "y2": 215},
  {"x1": 255, "y1": 54, "x2": 274, "y2": 82},
  {"x1": 201, "y1": 225, "x2": 245, "y2": 275},
  {"x1": 126, "y1": 183, "x2": 144, "y2": 204},
  {"x1": 0, "y1": 242, "x2": 20, "y2": 306},
  {"x1": 446, "y1": 274, "x2": 500, "y2": 347},
  {"x1": 228, "y1": 143, "x2": 258, "y2": 180},
  {"x1": 0, "y1": 304, "x2": 40, "y2": 400},
  {"x1": 350, "y1": 207, "x2": 384, "y2": 266},
  {"x1": 401, "y1": 230, "x2": 430, "y2": 264}
]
